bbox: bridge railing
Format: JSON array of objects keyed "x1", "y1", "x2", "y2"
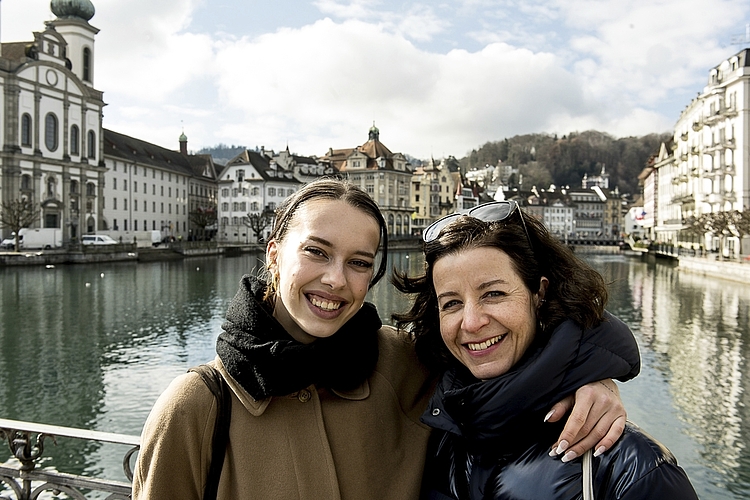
[{"x1": 0, "y1": 418, "x2": 139, "y2": 500}]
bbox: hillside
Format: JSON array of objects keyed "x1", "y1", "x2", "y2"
[{"x1": 459, "y1": 130, "x2": 671, "y2": 196}]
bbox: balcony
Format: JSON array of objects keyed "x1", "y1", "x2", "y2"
[
  {"x1": 0, "y1": 418, "x2": 139, "y2": 500},
  {"x1": 692, "y1": 121, "x2": 703, "y2": 131}
]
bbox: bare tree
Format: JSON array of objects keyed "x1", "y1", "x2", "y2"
[
  {"x1": 244, "y1": 209, "x2": 274, "y2": 243},
  {"x1": 0, "y1": 199, "x2": 40, "y2": 252},
  {"x1": 703, "y1": 212, "x2": 734, "y2": 258},
  {"x1": 729, "y1": 210, "x2": 750, "y2": 257},
  {"x1": 188, "y1": 206, "x2": 217, "y2": 241}
]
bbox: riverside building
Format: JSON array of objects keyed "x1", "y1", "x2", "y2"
[
  {"x1": 646, "y1": 48, "x2": 750, "y2": 255},
  {"x1": 0, "y1": 0, "x2": 105, "y2": 243}
]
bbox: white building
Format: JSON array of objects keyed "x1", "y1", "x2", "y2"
[
  {"x1": 647, "y1": 48, "x2": 750, "y2": 254},
  {"x1": 102, "y1": 129, "x2": 218, "y2": 242},
  {"x1": 217, "y1": 149, "x2": 301, "y2": 243},
  {"x1": 0, "y1": 0, "x2": 105, "y2": 242}
]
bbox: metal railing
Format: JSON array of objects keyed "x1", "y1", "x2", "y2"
[{"x1": 0, "y1": 419, "x2": 139, "y2": 500}]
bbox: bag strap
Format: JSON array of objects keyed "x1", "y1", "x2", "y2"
[
  {"x1": 582, "y1": 448, "x2": 594, "y2": 500},
  {"x1": 189, "y1": 364, "x2": 233, "y2": 500}
]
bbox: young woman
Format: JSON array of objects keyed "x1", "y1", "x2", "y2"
[
  {"x1": 133, "y1": 180, "x2": 635, "y2": 500},
  {"x1": 394, "y1": 201, "x2": 697, "y2": 499}
]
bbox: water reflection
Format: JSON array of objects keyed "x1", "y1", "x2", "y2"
[
  {"x1": 591, "y1": 255, "x2": 750, "y2": 499},
  {"x1": 1, "y1": 252, "x2": 749, "y2": 498}
]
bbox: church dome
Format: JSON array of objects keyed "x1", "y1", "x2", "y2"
[
  {"x1": 179, "y1": 132, "x2": 188, "y2": 142},
  {"x1": 51, "y1": 0, "x2": 96, "y2": 22}
]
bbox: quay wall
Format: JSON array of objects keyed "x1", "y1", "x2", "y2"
[{"x1": 678, "y1": 256, "x2": 750, "y2": 284}]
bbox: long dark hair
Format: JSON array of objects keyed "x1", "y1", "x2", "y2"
[
  {"x1": 264, "y1": 176, "x2": 389, "y2": 301},
  {"x1": 392, "y1": 207, "x2": 607, "y2": 372}
]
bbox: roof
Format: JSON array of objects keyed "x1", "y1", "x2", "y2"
[
  {"x1": 321, "y1": 138, "x2": 404, "y2": 172},
  {"x1": 103, "y1": 128, "x2": 206, "y2": 178},
  {"x1": 220, "y1": 149, "x2": 301, "y2": 185}
]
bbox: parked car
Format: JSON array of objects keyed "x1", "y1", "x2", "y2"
[
  {"x1": 82, "y1": 235, "x2": 118, "y2": 245},
  {"x1": 1, "y1": 237, "x2": 15, "y2": 249}
]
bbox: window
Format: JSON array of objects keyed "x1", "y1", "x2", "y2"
[
  {"x1": 144, "y1": 201, "x2": 147, "y2": 212},
  {"x1": 45, "y1": 113, "x2": 58, "y2": 151},
  {"x1": 134, "y1": 220, "x2": 138, "y2": 230},
  {"x1": 161, "y1": 203, "x2": 164, "y2": 213},
  {"x1": 168, "y1": 187, "x2": 171, "y2": 197},
  {"x1": 268, "y1": 187, "x2": 276, "y2": 196},
  {"x1": 113, "y1": 198, "x2": 117, "y2": 210},
  {"x1": 251, "y1": 202, "x2": 259, "y2": 211},
  {"x1": 161, "y1": 186, "x2": 164, "y2": 196},
  {"x1": 124, "y1": 180, "x2": 128, "y2": 191},
  {"x1": 134, "y1": 199, "x2": 138, "y2": 211},
  {"x1": 83, "y1": 48, "x2": 91, "y2": 82},
  {"x1": 113, "y1": 178, "x2": 117, "y2": 190},
  {"x1": 134, "y1": 182, "x2": 137, "y2": 193},
  {"x1": 21, "y1": 175, "x2": 31, "y2": 190},
  {"x1": 87, "y1": 130, "x2": 96, "y2": 158},
  {"x1": 124, "y1": 199, "x2": 127, "y2": 210},
  {"x1": 152, "y1": 185, "x2": 155, "y2": 195},
  {"x1": 87, "y1": 182, "x2": 96, "y2": 196},
  {"x1": 222, "y1": 188, "x2": 229, "y2": 197},
  {"x1": 237, "y1": 170, "x2": 245, "y2": 182},
  {"x1": 222, "y1": 202, "x2": 229, "y2": 211},
  {"x1": 21, "y1": 114, "x2": 32, "y2": 146},
  {"x1": 153, "y1": 201, "x2": 156, "y2": 212},
  {"x1": 70, "y1": 125, "x2": 79, "y2": 155}
]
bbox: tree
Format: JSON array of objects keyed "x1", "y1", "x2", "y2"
[
  {"x1": 0, "y1": 199, "x2": 40, "y2": 252},
  {"x1": 729, "y1": 210, "x2": 750, "y2": 257},
  {"x1": 188, "y1": 206, "x2": 217, "y2": 241},
  {"x1": 703, "y1": 212, "x2": 734, "y2": 258},
  {"x1": 244, "y1": 210, "x2": 274, "y2": 243}
]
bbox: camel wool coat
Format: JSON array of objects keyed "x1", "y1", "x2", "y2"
[{"x1": 133, "y1": 326, "x2": 435, "y2": 500}]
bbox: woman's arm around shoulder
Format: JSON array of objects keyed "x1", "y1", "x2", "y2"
[{"x1": 132, "y1": 370, "x2": 218, "y2": 500}]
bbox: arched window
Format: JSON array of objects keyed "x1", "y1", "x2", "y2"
[
  {"x1": 21, "y1": 114, "x2": 32, "y2": 146},
  {"x1": 45, "y1": 113, "x2": 58, "y2": 151},
  {"x1": 87, "y1": 130, "x2": 96, "y2": 159},
  {"x1": 86, "y1": 182, "x2": 96, "y2": 196},
  {"x1": 83, "y1": 48, "x2": 91, "y2": 82},
  {"x1": 70, "y1": 125, "x2": 80, "y2": 155},
  {"x1": 21, "y1": 174, "x2": 32, "y2": 190}
]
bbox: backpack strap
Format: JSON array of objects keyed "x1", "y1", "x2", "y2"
[{"x1": 189, "y1": 364, "x2": 233, "y2": 500}]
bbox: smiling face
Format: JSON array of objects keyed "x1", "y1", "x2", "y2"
[
  {"x1": 267, "y1": 198, "x2": 381, "y2": 344},
  {"x1": 433, "y1": 246, "x2": 547, "y2": 380}
]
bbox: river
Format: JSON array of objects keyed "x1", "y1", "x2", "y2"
[{"x1": 0, "y1": 252, "x2": 748, "y2": 498}]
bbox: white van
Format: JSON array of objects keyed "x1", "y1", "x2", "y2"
[{"x1": 82, "y1": 235, "x2": 118, "y2": 245}]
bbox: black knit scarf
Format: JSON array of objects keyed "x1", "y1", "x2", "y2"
[{"x1": 216, "y1": 275, "x2": 381, "y2": 400}]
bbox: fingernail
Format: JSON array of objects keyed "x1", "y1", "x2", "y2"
[
  {"x1": 561, "y1": 450, "x2": 578, "y2": 463},
  {"x1": 549, "y1": 447, "x2": 557, "y2": 457},
  {"x1": 544, "y1": 409, "x2": 555, "y2": 422},
  {"x1": 554, "y1": 440, "x2": 569, "y2": 456},
  {"x1": 593, "y1": 446, "x2": 606, "y2": 458}
]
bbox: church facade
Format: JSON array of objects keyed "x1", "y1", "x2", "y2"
[{"x1": 0, "y1": 0, "x2": 105, "y2": 242}]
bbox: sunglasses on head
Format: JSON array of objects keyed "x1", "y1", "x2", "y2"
[{"x1": 422, "y1": 200, "x2": 531, "y2": 245}]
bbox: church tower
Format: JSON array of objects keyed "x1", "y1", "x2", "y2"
[{"x1": 48, "y1": 0, "x2": 99, "y2": 87}]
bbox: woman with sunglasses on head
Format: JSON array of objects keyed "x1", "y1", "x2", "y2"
[
  {"x1": 134, "y1": 180, "x2": 637, "y2": 500},
  {"x1": 395, "y1": 201, "x2": 698, "y2": 500}
]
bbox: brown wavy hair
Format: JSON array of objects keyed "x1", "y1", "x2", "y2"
[
  {"x1": 263, "y1": 176, "x2": 389, "y2": 302},
  {"x1": 392, "y1": 206, "x2": 607, "y2": 372}
]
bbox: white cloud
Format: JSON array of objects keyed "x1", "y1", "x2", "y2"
[{"x1": 6, "y1": 0, "x2": 749, "y2": 159}]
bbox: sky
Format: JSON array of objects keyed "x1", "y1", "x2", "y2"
[{"x1": 3, "y1": 0, "x2": 750, "y2": 160}]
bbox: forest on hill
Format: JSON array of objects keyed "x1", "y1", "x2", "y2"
[{"x1": 460, "y1": 130, "x2": 672, "y2": 196}]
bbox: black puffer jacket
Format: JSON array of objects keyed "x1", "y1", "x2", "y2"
[{"x1": 420, "y1": 312, "x2": 698, "y2": 500}]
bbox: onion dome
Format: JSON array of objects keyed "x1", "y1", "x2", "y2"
[
  {"x1": 50, "y1": 0, "x2": 96, "y2": 22},
  {"x1": 179, "y1": 131, "x2": 188, "y2": 142}
]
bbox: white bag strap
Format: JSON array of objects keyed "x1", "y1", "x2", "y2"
[{"x1": 582, "y1": 448, "x2": 594, "y2": 500}]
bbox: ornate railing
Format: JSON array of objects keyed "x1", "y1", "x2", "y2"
[{"x1": 0, "y1": 419, "x2": 140, "y2": 500}]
